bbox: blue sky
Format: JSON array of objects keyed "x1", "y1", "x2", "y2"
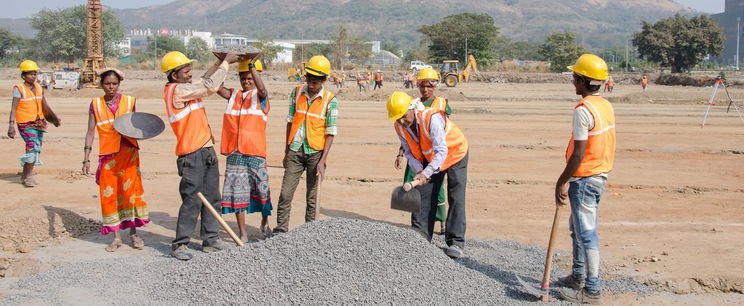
[{"x1": 0, "y1": 0, "x2": 726, "y2": 18}]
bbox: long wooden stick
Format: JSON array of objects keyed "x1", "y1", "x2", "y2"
[
  {"x1": 540, "y1": 205, "x2": 563, "y2": 301},
  {"x1": 314, "y1": 172, "x2": 322, "y2": 220},
  {"x1": 196, "y1": 192, "x2": 244, "y2": 247}
]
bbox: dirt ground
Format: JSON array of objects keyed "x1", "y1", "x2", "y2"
[{"x1": 0, "y1": 68, "x2": 742, "y2": 304}]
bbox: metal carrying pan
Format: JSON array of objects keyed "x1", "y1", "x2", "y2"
[
  {"x1": 113, "y1": 112, "x2": 165, "y2": 140},
  {"x1": 390, "y1": 180, "x2": 423, "y2": 213}
]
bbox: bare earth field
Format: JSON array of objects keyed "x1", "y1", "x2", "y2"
[{"x1": 0, "y1": 69, "x2": 742, "y2": 304}]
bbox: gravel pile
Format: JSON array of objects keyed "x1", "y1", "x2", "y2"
[{"x1": 2, "y1": 218, "x2": 653, "y2": 305}]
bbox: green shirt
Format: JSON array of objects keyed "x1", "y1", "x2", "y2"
[{"x1": 286, "y1": 86, "x2": 338, "y2": 153}]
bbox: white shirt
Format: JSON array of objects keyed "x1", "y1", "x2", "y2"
[{"x1": 398, "y1": 112, "x2": 448, "y2": 178}]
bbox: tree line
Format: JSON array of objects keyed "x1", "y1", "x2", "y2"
[{"x1": 0, "y1": 7, "x2": 725, "y2": 73}]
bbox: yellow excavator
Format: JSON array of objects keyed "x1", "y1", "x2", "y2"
[{"x1": 439, "y1": 55, "x2": 482, "y2": 87}]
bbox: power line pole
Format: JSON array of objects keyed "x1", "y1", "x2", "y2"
[
  {"x1": 625, "y1": 39, "x2": 629, "y2": 72},
  {"x1": 737, "y1": 17, "x2": 741, "y2": 70}
]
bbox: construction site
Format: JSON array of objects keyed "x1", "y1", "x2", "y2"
[{"x1": 1, "y1": 0, "x2": 743, "y2": 305}]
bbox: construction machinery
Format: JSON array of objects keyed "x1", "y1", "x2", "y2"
[
  {"x1": 438, "y1": 55, "x2": 484, "y2": 87},
  {"x1": 80, "y1": 0, "x2": 105, "y2": 88}
]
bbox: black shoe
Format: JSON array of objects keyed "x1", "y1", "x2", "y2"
[
  {"x1": 171, "y1": 245, "x2": 193, "y2": 261},
  {"x1": 556, "y1": 274, "x2": 585, "y2": 290},
  {"x1": 202, "y1": 240, "x2": 229, "y2": 253},
  {"x1": 558, "y1": 287, "x2": 602, "y2": 304}
]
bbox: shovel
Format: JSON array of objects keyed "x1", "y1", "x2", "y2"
[
  {"x1": 390, "y1": 180, "x2": 422, "y2": 213},
  {"x1": 516, "y1": 204, "x2": 563, "y2": 301}
]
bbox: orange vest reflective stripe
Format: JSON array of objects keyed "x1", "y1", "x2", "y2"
[
  {"x1": 427, "y1": 97, "x2": 448, "y2": 112},
  {"x1": 287, "y1": 86, "x2": 335, "y2": 151},
  {"x1": 14, "y1": 83, "x2": 44, "y2": 123},
  {"x1": 163, "y1": 83, "x2": 212, "y2": 156},
  {"x1": 395, "y1": 108, "x2": 468, "y2": 171},
  {"x1": 566, "y1": 95, "x2": 616, "y2": 177},
  {"x1": 92, "y1": 95, "x2": 139, "y2": 155},
  {"x1": 220, "y1": 89, "x2": 269, "y2": 157}
]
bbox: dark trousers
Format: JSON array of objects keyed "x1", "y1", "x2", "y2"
[
  {"x1": 172, "y1": 147, "x2": 222, "y2": 249},
  {"x1": 374, "y1": 80, "x2": 383, "y2": 90},
  {"x1": 411, "y1": 153, "x2": 468, "y2": 248},
  {"x1": 275, "y1": 149, "x2": 322, "y2": 232}
]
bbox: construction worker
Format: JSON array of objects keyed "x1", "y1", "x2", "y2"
[
  {"x1": 161, "y1": 50, "x2": 246, "y2": 260},
  {"x1": 274, "y1": 55, "x2": 339, "y2": 234},
  {"x1": 394, "y1": 67, "x2": 451, "y2": 234},
  {"x1": 356, "y1": 72, "x2": 366, "y2": 92},
  {"x1": 216, "y1": 58, "x2": 272, "y2": 242},
  {"x1": 603, "y1": 76, "x2": 614, "y2": 93},
  {"x1": 7, "y1": 60, "x2": 61, "y2": 187},
  {"x1": 373, "y1": 69, "x2": 383, "y2": 90},
  {"x1": 555, "y1": 54, "x2": 615, "y2": 304},
  {"x1": 387, "y1": 91, "x2": 469, "y2": 259},
  {"x1": 641, "y1": 74, "x2": 648, "y2": 93}
]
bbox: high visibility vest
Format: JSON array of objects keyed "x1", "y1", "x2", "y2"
[
  {"x1": 14, "y1": 83, "x2": 44, "y2": 123},
  {"x1": 92, "y1": 95, "x2": 139, "y2": 155},
  {"x1": 163, "y1": 83, "x2": 212, "y2": 156},
  {"x1": 395, "y1": 108, "x2": 468, "y2": 172},
  {"x1": 221, "y1": 89, "x2": 269, "y2": 157},
  {"x1": 425, "y1": 97, "x2": 448, "y2": 113},
  {"x1": 566, "y1": 95, "x2": 616, "y2": 177},
  {"x1": 375, "y1": 73, "x2": 382, "y2": 81},
  {"x1": 287, "y1": 86, "x2": 335, "y2": 151}
]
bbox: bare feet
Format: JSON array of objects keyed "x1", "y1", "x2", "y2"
[
  {"x1": 130, "y1": 234, "x2": 144, "y2": 249},
  {"x1": 105, "y1": 238, "x2": 123, "y2": 252}
]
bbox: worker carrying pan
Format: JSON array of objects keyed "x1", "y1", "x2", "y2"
[{"x1": 386, "y1": 91, "x2": 469, "y2": 259}]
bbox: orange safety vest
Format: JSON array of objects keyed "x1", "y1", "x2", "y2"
[
  {"x1": 375, "y1": 73, "x2": 382, "y2": 81},
  {"x1": 221, "y1": 89, "x2": 269, "y2": 157},
  {"x1": 565, "y1": 95, "x2": 616, "y2": 177},
  {"x1": 287, "y1": 86, "x2": 335, "y2": 151},
  {"x1": 14, "y1": 82, "x2": 44, "y2": 123},
  {"x1": 641, "y1": 77, "x2": 648, "y2": 86},
  {"x1": 163, "y1": 83, "x2": 213, "y2": 156},
  {"x1": 91, "y1": 95, "x2": 139, "y2": 155},
  {"x1": 426, "y1": 97, "x2": 448, "y2": 113},
  {"x1": 395, "y1": 108, "x2": 468, "y2": 172}
]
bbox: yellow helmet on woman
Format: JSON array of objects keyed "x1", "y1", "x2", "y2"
[
  {"x1": 238, "y1": 59, "x2": 263, "y2": 72},
  {"x1": 416, "y1": 67, "x2": 439, "y2": 81}
]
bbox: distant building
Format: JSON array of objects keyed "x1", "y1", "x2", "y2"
[
  {"x1": 712, "y1": 0, "x2": 744, "y2": 64},
  {"x1": 372, "y1": 50, "x2": 402, "y2": 67}
]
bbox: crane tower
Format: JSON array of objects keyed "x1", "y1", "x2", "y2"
[{"x1": 81, "y1": 0, "x2": 105, "y2": 88}]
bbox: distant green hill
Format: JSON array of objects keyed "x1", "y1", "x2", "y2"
[{"x1": 2, "y1": 0, "x2": 693, "y2": 50}]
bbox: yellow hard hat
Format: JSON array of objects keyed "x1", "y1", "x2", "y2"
[
  {"x1": 161, "y1": 51, "x2": 193, "y2": 73},
  {"x1": 387, "y1": 91, "x2": 413, "y2": 120},
  {"x1": 238, "y1": 59, "x2": 263, "y2": 72},
  {"x1": 568, "y1": 54, "x2": 608, "y2": 81},
  {"x1": 306, "y1": 55, "x2": 331, "y2": 76},
  {"x1": 19, "y1": 60, "x2": 40, "y2": 72},
  {"x1": 417, "y1": 67, "x2": 439, "y2": 81}
]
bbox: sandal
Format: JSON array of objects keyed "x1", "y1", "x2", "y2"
[
  {"x1": 105, "y1": 238, "x2": 123, "y2": 252},
  {"x1": 130, "y1": 234, "x2": 144, "y2": 249},
  {"x1": 21, "y1": 177, "x2": 37, "y2": 187}
]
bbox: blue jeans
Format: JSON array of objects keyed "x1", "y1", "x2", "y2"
[{"x1": 568, "y1": 175, "x2": 606, "y2": 293}]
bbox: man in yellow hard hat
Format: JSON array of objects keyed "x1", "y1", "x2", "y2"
[
  {"x1": 274, "y1": 55, "x2": 339, "y2": 234},
  {"x1": 555, "y1": 54, "x2": 615, "y2": 304},
  {"x1": 161, "y1": 50, "x2": 248, "y2": 260},
  {"x1": 394, "y1": 67, "x2": 452, "y2": 234},
  {"x1": 387, "y1": 91, "x2": 469, "y2": 259},
  {"x1": 7, "y1": 60, "x2": 61, "y2": 187}
]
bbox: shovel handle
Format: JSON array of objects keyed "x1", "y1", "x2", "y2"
[
  {"x1": 197, "y1": 192, "x2": 245, "y2": 247},
  {"x1": 540, "y1": 205, "x2": 563, "y2": 300},
  {"x1": 403, "y1": 179, "x2": 421, "y2": 191}
]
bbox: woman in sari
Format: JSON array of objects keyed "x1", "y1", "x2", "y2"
[{"x1": 82, "y1": 68, "x2": 149, "y2": 251}]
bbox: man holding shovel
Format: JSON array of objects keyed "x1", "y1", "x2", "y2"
[
  {"x1": 387, "y1": 91, "x2": 468, "y2": 259},
  {"x1": 555, "y1": 54, "x2": 615, "y2": 304},
  {"x1": 161, "y1": 50, "x2": 247, "y2": 260}
]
